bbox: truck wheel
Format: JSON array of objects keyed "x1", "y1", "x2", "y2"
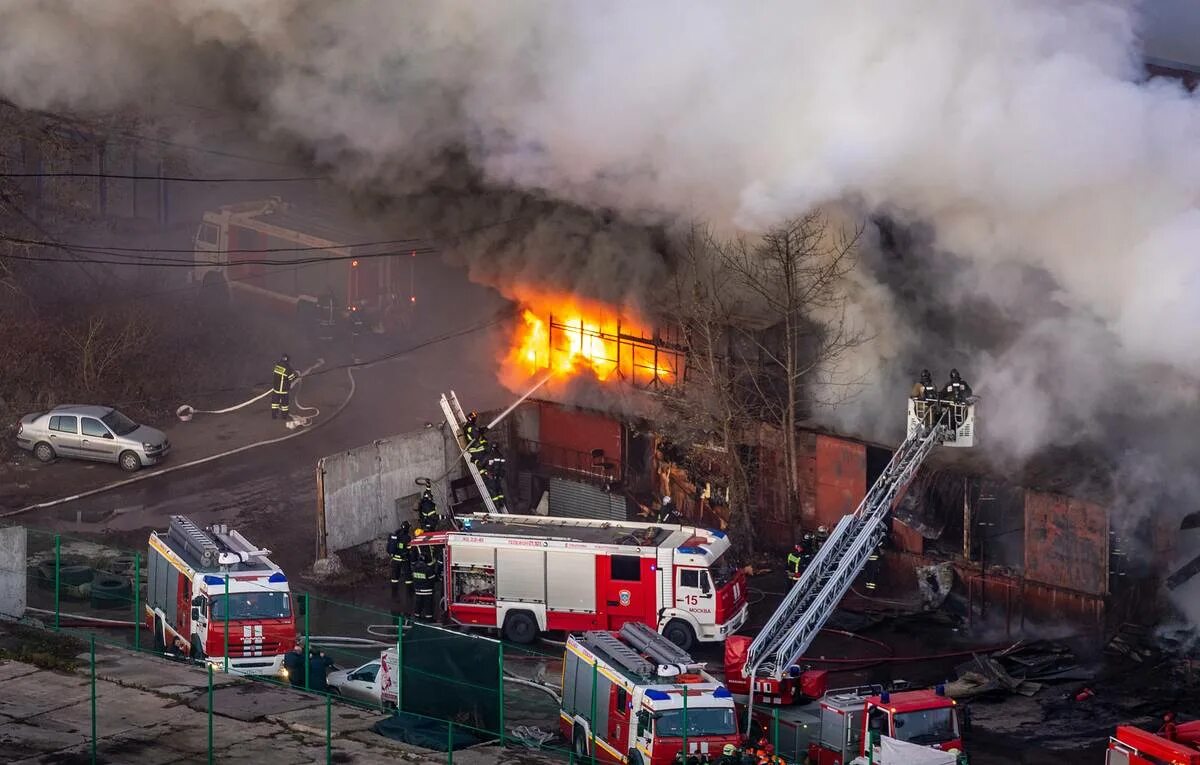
[
  {"x1": 33, "y1": 442, "x2": 55, "y2": 463},
  {"x1": 663, "y1": 620, "x2": 696, "y2": 652},
  {"x1": 572, "y1": 726, "x2": 589, "y2": 759},
  {"x1": 119, "y1": 450, "x2": 142, "y2": 472},
  {"x1": 153, "y1": 615, "x2": 167, "y2": 653},
  {"x1": 502, "y1": 610, "x2": 538, "y2": 644},
  {"x1": 199, "y1": 272, "x2": 229, "y2": 310},
  {"x1": 191, "y1": 636, "x2": 206, "y2": 661}
]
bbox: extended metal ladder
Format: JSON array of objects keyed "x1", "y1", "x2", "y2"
[
  {"x1": 744, "y1": 411, "x2": 955, "y2": 718},
  {"x1": 440, "y1": 391, "x2": 502, "y2": 514}
]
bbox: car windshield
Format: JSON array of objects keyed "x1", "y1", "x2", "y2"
[
  {"x1": 210, "y1": 592, "x2": 291, "y2": 620},
  {"x1": 709, "y1": 553, "x2": 736, "y2": 588},
  {"x1": 655, "y1": 707, "x2": 737, "y2": 738},
  {"x1": 100, "y1": 409, "x2": 139, "y2": 436},
  {"x1": 893, "y1": 707, "x2": 957, "y2": 745}
]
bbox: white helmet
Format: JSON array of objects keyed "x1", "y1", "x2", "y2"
[{"x1": 662, "y1": 496, "x2": 672, "y2": 504}]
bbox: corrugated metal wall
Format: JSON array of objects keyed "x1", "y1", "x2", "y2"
[
  {"x1": 538, "y1": 403, "x2": 623, "y2": 478},
  {"x1": 548, "y1": 477, "x2": 627, "y2": 521},
  {"x1": 814, "y1": 434, "x2": 867, "y2": 529},
  {"x1": 1024, "y1": 491, "x2": 1109, "y2": 595}
]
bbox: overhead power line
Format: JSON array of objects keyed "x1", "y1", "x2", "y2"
[
  {"x1": 0, "y1": 234, "x2": 426, "y2": 255},
  {"x1": 0, "y1": 247, "x2": 437, "y2": 268},
  {"x1": 0, "y1": 172, "x2": 327, "y2": 183}
]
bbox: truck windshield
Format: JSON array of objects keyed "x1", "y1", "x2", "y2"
[
  {"x1": 655, "y1": 707, "x2": 737, "y2": 738},
  {"x1": 211, "y1": 592, "x2": 291, "y2": 620},
  {"x1": 893, "y1": 707, "x2": 957, "y2": 745},
  {"x1": 709, "y1": 554, "x2": 736, "y2": 588}
]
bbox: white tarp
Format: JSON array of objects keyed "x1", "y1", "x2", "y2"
[{"x1": 879, "y1": 736, "x2": 956, "y2": 765}]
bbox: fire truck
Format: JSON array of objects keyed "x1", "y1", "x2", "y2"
[
  {"x1": 145, "y1": 516, "x2": 296, "y2": 675},
  {"x1": 1108, "y1": 724, "x2": 1200, "y2": 764},
  {"x1": 560, "y1": 621, "x2": 741, "y2": 765},
  {"x1": 409, "y1": 513, "x2": 748, "y2": 650},
  {"x1": 740, "y1": 684, "x2": 963, "y2": 765},
  {"x1": 190, "y1": 197, "x2": 415, "y2": 333}
]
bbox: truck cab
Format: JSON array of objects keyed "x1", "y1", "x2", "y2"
[
  {"x1": 561, "y1": 623, "x2": 740, "y2": 765},
  {"x1": 860, "y1": 689, "x2": 962, "y2": 759}
]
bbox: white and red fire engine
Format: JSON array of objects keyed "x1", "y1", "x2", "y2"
[
  {"x1": 1108, "y1": 723, "x2": 1200, "y2": 764},
  {"x1": 145, "y1": 515, "x2": 296, "y2": 675},
  {"x1": 561, "y1": 621, "x2": 741, "y2": 765},
  {"x1": 410, "y1": 513, "x2": 748, "y2": 650},
  {"x1": 191, "y1": 197, "x2": 414, "y2": 332}
]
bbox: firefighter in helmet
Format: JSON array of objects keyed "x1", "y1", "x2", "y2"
[
  {"x1": 411, "y1": 554, "x2": 436, "y2": 620},
  {"x1": 787, "y1": 537, "x2": 812, "y2": 582},
  {"x1": 910, "y1": 368, "x2": 938, "y2": 430},
  {"x1": 271, "y1": 354, "x2": 298, "y2": 420},
  {"x1": 655, "y1": 496, "x2": 679, "y2": 524},
  {"x1": 717, "y1": 744, "x2": 741, "y2": 765},
  {"x1": 386, "y1": 521, "x2": 412, "y2": 599},
  {"x1": 466, "y1": 424, "x2": 490, "y2": 466},
  {"x1": 941, "y1": 368, "x2": 973, "y2": 402},
  {"x1": 463, "y1": 410, "x2": 480, "y2": 444},
  {"x1": 417, "y1": 488, "x2": 439, "y2": 532},
  {"x1": 482, "y1": 443, "x2": 507, "y2": 510}
]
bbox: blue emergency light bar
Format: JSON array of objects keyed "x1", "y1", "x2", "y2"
[
  {"x1": 203, "y1": 574, "x2": 226, "y2": 586},
  {"x1": 268, "y1": 572, "x2": 288, "y2": 583}
]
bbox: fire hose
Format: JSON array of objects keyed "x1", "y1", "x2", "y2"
[{"x1": 175, "y1": 359, "x2": 325, "y2": 428}]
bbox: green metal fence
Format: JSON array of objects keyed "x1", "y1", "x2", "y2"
[{"x1": 6, "y1": 525, "x2": 804, "y2": 763}]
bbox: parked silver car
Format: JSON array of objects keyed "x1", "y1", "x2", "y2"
[
  {"x1": 326, "y1": 659, "x2": 383, "y2": 706},
  {"x1": 15, "y1": 405, "x2": 170, "y2": 472}
]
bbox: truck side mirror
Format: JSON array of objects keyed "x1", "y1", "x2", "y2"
[
  {"x1": 637, "y1": 710, "x2": 650, "y2": 736},
  {"x1": 700, "y1": 576, "x2": 712, "y2": 596},
  {"x1": 868, "y1": 707, "x2": 886, "y2": 732},
  {"x1": 192, "y1": 596, "x2": 205, "y2": 607},
  {"x1": 191, "y1": 607, "x2": 200, "y2": 622}
]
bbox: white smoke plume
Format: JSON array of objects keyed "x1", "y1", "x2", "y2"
[{"x1": 3, "y1": 0, "x2": 1200, "y2": 473}]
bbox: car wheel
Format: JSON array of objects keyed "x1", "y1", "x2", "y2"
[
  {"x1": 502, "y1": 610, "x2": 538, "y2": 644},
  {"x1": 573, "y1": 727, "x2": 589, "y2": 760},
  {"x1": 663, "y1": 619, "x2": 696, "y2": 652},
  {"x1": 119, "y1": 450, "x2": 142, "y2": 472},
  {"x1": 33, "y1": 442, "x2": 55, "y2": 463}
]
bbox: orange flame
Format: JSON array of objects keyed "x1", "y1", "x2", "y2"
[{"x1": 511, "y1": 299, "x2": 675, "y2": 386}]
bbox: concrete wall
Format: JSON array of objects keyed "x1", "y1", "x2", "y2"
[
  {"x1": 318, "y1": 427, "x2": 458, "y2": 553},
  {"x1": 0, "y1": 526, "x2": 27, "y2": 619}
]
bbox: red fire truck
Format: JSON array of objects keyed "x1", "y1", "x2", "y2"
[
  {"x1": 561, "y1": 621, "x2": 741, "y2": 765},
  {"x1": 191, "y1": 197, "x2": 415, "y2": 332},
  {"x1": 737, "y1": 684, "x2": 964, "y2": 765},
  {"x1": 1108, "y1": 724, "x2": 1200, "y2": 764},
  {"x1": 409, "y1": 513, "x2": 748, "y2": 650},
  {"x1": 145, "y1": 515, "x2": 296, "y2": 676}
]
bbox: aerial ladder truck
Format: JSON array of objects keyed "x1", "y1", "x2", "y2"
[{"x1": 740, "y1": 391, "x2": 977, "y2": 730}]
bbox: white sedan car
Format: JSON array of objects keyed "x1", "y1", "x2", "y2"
[{"x1": 326, "y1": 659, "x2": 384, "y2": 706}]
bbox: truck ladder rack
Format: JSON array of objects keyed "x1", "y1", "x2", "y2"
[
  {"x1": 440, "y1": 391, "x2": 502, "y2": 514},
  {"x1": 581, "y1": 630, "x2": 656, "y2": 679},
  {"x1": 745, "y1": 416, "x2": 947, "y2": 684}
]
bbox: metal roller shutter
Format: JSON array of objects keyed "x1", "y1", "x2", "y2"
[{"x1": 548, "y1": 477, "x2": 626, "y2": 521}]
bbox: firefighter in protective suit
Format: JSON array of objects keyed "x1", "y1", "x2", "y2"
[
  {"x1": 467, "y1": 425, "x2": 490, "y2": 466},
  {"x1": 417, "y1": 488, "x2": 439, "y2": 531},
  {"x1": 482, "y1": 444, "x2": 507, "y2": 510},
  {"x1": 386, "y1": 522, "x2": 412, "y2": 598},
  {"x1": 910, "y1": 368, "x2": 938, "y2": 430},
  {"x1": 271, "y1": 354, "x2": 298, "y2": 419},
  {"x1": 463, "y1": 410, "x2": 479, "y2": 445},
  {"x1": 411, "y1": 556, "x2": 436, "y2": 620},
  {"x1": 941, "y1": 368, "x2": 973, "y2": 402}
]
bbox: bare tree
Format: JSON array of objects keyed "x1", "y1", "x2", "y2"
[
  {"x1": 720, "y1": 212, "x2": 867, "y2": 521},
  {"x1": 63, "y1": 309, "x2": 154, "y2": 393},
  {"x1": 662, "y1": 213, "x2": 867, "y2": 553}
]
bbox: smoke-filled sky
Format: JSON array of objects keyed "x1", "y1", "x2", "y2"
[{"x1": 4, "y1": 0, "x2": 1200, "y2": 479}]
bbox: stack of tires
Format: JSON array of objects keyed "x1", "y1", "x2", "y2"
[{"x1": 90, "y1": 571, "x2": 134, "y2": 610}]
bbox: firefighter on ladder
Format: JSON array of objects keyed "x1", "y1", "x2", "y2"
[
  {"x1": 386, "y1": 522, "x2": 412, "y2": 599},
  {"x1": 463, "y1": 410, "x2": 480, "y2": 444},
  {"x1": 787, "y1": 533, "x2": 815, "y2": 581},
  {"x1": 417, "y1": 488, "x2": 439, "y2": 532},
  {"x1": 482, "y1": 444, "x2": 507, "y2": 511},
  {"x1": 271, "y1": 354, "x2": 298, "y2": 420},
  {"x1": 466, "y1": 424, "x2": 490, "y2": 466}
]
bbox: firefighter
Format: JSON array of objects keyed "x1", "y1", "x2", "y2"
[
  {"x1": 271, "y1": 354, "x2": 298, "y2": 419},
  {"x1": 1160, "y1": 711, "x2": 1179, "y2": 742},
  {"x1": 787, "y1": 541, "x2": 808, "y2": 582},
  {"x1": 815, "y1": 525, "x2": 829, "y2": 549},
  {"x1": 282, "y1": 640, "x2": 306, "y2": 688},
  {"x1": 910, "y1": 368, "x2": 938, "y2": 430},
  {"x1": 656, "y1": 495, "x2": 679, "y2": 524},
  {"x1": 307, "y1": 648, "x2": 334, "y2": 693},
  {"x1": 411, "y1": 555, "x2": 435, "y2": 620},
  {"x1": 466, "y1": 424, "x2": 490, "y2": 465},
  {"x1": 717, "y1": 743, "x2": 741, "y2": 765},
  {"x1": 483, "y1": 444, "x2": 507, "y2": 510},
  {"x1": 463, "y1": 410, "x2": 480, "y2": 444},
  {"x1": 417, "y1": 488, "x2": 439, "y2": 531},
  {"x1": 387, "y1": 522, "x2": 412, "y2": 598},
  {"x1": 941, "y1": 368, "x2": 973, "y2": 402}
]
